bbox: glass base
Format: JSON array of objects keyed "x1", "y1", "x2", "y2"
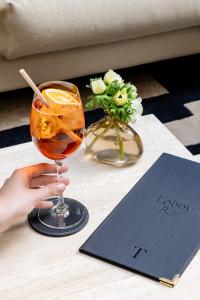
[
  {"x1": 39, "y1": 198, "x2": 86, "y2": 229},
  {"x1": 87, "y1": 149, "x2": 140, "y2": 167},
  {"x1": 28, "y1": 197, "x2": 89, "y2": 237}
]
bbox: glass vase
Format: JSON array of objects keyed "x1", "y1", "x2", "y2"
[{"x1": 85, "y1": 116, "x2": 143, "y2": 166}]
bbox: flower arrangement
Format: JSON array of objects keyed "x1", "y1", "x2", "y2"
[
  {"x1": 84, "y1": 70, "x2": 144, "y2": 166},
  {"x1": 86, "y1": 69, "x2": 143, "y2": 124}
]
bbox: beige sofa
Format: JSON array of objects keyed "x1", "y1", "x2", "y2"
[{"x1": 0, "y1": 0, "x2": 200, "y2": 92}]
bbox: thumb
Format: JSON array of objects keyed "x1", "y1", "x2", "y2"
[{"x1": 31, "y1": 183, "x2": 66, "y2": 203}]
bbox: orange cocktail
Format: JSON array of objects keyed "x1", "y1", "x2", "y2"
[
  {"x1": 31, "y1": 87, "x2": 85, "y2": 160},
  {"x1": 29, "y1": 82, "x2": 88, "y2": 233}
]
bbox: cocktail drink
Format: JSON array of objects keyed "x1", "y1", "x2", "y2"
[
  {"x1": 30, "y1": 81, "x2": 88, "y2": 231},
  {"x1": 31, "y1": 86, "x2": 84, "y2": 160}
]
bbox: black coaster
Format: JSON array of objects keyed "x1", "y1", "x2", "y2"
[{"x1": 28, "y1": 198, "x2": 89, "y2": 237}]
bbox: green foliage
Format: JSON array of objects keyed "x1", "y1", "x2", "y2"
[
  {"x1": 86, "y1": 77, "x2": 139, "y2": 122},
  {"x1": 105, "y1": 80, "x2": 122, "y2": 96}
]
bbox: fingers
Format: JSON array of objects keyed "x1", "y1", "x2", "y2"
[
  {"x1": 31, "y1": 182, "x2": 68, "y2": 203},
  {"x1": 30, "y1": 175, "x2": 69, "y2": 188},
  {"x1": 35, "y1": 200, "x2": 54, "y2": 209},
  {"x1": 21, "y1": 163, "x2": 68, "y2": 179},
  {"x1": 31, "y1": 175, "x2": 57, "y2": 187}
]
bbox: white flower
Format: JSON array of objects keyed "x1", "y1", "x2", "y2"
[
  {"x1": 113, "y1": 88, "x2": 128, "y2": 106},
  {"x1": 130, "y1": 97, "x2": 143, "y2": 124},
  {"x1": 104, "y1": 69, "x2": 123, "y2": 85},
  {"x1": 91, "y1": 78, "x2": 106, "y2": 94}
]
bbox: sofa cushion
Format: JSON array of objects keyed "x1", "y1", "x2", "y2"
[{"x1": 0, "y1": 0, "x2": 200, "y2": 60}]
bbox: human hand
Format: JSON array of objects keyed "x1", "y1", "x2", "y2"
[{"x1": 0, "y1": 163, "x2": 69, "y2": 232}]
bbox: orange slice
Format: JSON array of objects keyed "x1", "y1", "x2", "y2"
[
  {"x1": 40, "y1": 89, "x2": 83, "y2": 142},
  {"x1": 42, "y1": 88, "x2": 80, "y2": 106},
  {"x1": 56, "y1": 118, "x2": 82, "y2": 143}
]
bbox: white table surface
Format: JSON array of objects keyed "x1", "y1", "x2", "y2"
[{"x1": 0, "y1": 114, "x2": 199, "y2": 300}]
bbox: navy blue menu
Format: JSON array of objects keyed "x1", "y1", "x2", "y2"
[{"x1": 80, "y1": 153, "x2": 200, "y2": 287}]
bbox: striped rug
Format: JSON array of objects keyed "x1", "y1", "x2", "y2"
[{"x1": 0, "y1": 54, "x2": 200, "y2": 156}]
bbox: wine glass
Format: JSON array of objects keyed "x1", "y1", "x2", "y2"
[{"x1": 30, "y1": 81, "x2": 88, "y2": 233}]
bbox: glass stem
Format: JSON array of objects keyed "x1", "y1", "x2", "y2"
[{"x1": 54, "y1": 160, "x2": 69, "y2": 216}]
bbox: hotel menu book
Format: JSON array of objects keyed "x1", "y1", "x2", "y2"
[{"x1": 80, "y1": 153, "x2": 200, "y2": 287}]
